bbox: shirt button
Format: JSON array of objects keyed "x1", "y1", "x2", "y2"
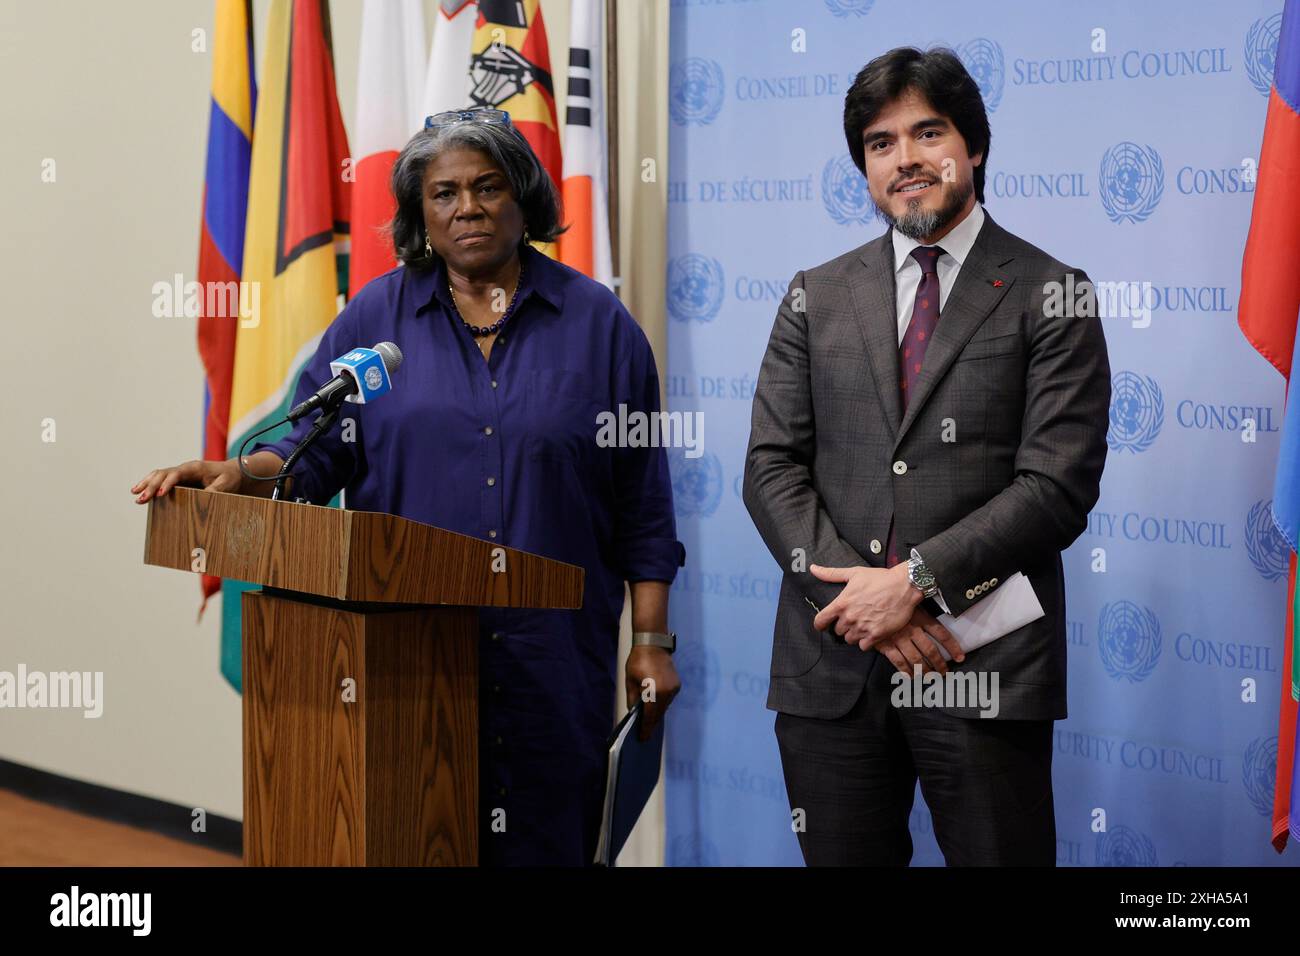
[
  {"x1": 491, "y1": 380, "x2": 498, "y2": 389},
  {"x1": 892, "y1": 460, "x2": 907, "y2": 475},
  {"x1": 498, "y1": 786, "x2": 507, "y2": 797},
  {"x1": 492, "y1": 684, "x2": 501, "y2": 694},
  {"x1": 966, "y1": 589, "x2": 976, "y2": 599},
  {"x1": 495, "y1": 735, "x2": 503, "y2": 746},
  {"x1": 869, "y1": 539, "x2": 882, "y2": 554},
  {"x1": 990, "y1": 577, "x2": 998, "y2": 586},
  {"x1": 484, "y1": 426, "x2": 493, "y2": 435},
  {"x1": 486, "y1": 477, "x2": 496, "y2": 487},
  {"x1": 488, "y1": 530, "x2": 498, "y2": 539},
  {"x1": 491, "y1": 631, "x2": 502, "y2": 642}
]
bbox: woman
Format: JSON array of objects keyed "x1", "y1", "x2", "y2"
[{"x1": 132, "y1": 109, "x2": 685, "y2": 866}]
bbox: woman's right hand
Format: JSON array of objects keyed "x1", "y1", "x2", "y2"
[{"x1": 131, "y1": 459, "x2": 242, "y2": 503}]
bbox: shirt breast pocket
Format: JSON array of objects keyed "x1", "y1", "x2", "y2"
[{"x1": 526, "y1": 369, "x2": 605, "y2": 463}]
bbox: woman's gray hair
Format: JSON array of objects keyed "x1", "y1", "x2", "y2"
[{"x1": 389, "y1": 121, "x2": 565, "y2": 270}]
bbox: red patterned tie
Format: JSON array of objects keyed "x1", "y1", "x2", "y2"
[{"x1": 885, "y1": 245, "x2": 944, "y2": 568}]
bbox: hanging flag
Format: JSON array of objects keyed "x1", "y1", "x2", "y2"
[
  {"x1": 1237, "y1": 0, "x2": 1300, "y2": 852},
  {"x1": 469, "y1": 0, "x2": 562, "y2": 257},
  {"x1": 196, "y1": 0, "x2": 257, "y2": 616},
  {"x1": 349, "y1": 0, "x2": 426, "y2": 296},
  {"x1": 557, "y1": 0, "x2": 613, "y2": 289},
  {"x1": 221, "y1": 0, "x2": 352, "y2": 692},
  {"x1": 424, "y1": 0, "x2": 478, "y2": 115}
]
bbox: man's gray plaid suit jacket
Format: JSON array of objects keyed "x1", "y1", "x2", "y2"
[{"x1": 743, "y1": 211, "x2": 1111, "y2": 721}]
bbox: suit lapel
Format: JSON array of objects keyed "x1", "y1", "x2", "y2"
[
  {"x1": 847, "y1": 234, "x2": 902, "y2": 441},
  {"x1": 893, "y1": 215, "x2": 1016, "y2": 448}
]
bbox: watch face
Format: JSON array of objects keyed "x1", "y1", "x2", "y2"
[{"x1": 911, "y1": 565, "x2": 936, "y2": 590}]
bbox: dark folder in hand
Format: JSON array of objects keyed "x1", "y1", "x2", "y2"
[{"x1": 593, "y1": 702, "x2": 664, "y2": 866}]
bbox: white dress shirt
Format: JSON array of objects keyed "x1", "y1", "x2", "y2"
[
  {"x1": 891, "y1": 201, "x2": 985, "y2": 343},
  {"x1": 889, "y1": 202, "x2": 986, "y2": 614}
]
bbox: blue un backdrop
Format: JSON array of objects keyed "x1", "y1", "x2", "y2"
[{"x1": 664, "y1": 0, "x2": 1294, "y2": 867}]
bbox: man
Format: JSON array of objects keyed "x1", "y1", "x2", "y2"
[{"x1": 742, "y1": 47, "x2": 1110, "y2": 866}]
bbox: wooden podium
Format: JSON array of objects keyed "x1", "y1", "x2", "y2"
[{"x1": 142, "y1": 486, "x2": 583, "y2": 866}]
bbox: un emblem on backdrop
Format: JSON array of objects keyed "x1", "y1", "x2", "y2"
[
  {"x1": 1241, "y1": 736, "x2": 1277, "y2": 817},
  {"x1": 1096, "y1": 824, "x2": 1159, "y2": 867},
  {"x1": 1245, "y1": 13, "x2": 1283, "y2": 96},
  {"x1": 669, "y1": 57, "x2": 725, "y2": 126},
  {"x1": 956, "y1": 38, "x2": 1005, "y2": 112},
  {"x1": 1107, "y1": 371, "x2": 1164, "y2": 453},
  {"x1": 669, "y1": 447, "x2": 724, "y2": 518},
  {"x1": 1245, "y1": 500, "x2": 1289, "y2": 583},
  {"x1": 669, "y1": 832, "x2": 722, "y2": 866},
  {"x1": 822, "y1": 0, "x2": 875, "y2": 16},
  {"x1": 665, "y1": 254, "x2": 728, "y2": 325},
  {"x1": 667, "y1": 254, "x2": 724, "y2": 323},
  {"x1": 1099, "y1": 142, "x2": 1164, "y2": 224},
  {"x1": 673, "y1": 641, "x2": 720, "y2": 711},
  {"x1": 821, "y1": 154, "x2": 874, "y2": 225},
  {"x1": 1098, "y1": 600, "x2": 1162, "y2": 683}
]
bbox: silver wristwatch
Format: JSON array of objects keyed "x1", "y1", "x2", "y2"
[
  {"x1": 906, "y1": 553, "x2": 939, "y2": 598},
  {"x1": 631, "y1": 631, "x2": 676, "y2": 653}
]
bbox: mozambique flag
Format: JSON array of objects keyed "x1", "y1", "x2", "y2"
[
  {"x1": 197, "y1": 0, "x2": 256, "y2": 616},
  {"x1": 220, "y1": 0, "x2": 352, "y2": 691},
  {"x1": 470, "y1": 0, "x2": 562, "y2": 255},
  {"x1": 1237, "y1": 0, "x2": 1300, "y2": 852}
]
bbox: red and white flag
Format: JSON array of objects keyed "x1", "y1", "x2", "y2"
[
  {"x1": 557, "y1": 0, "x2": 613, "y2": 288},
  {"x1": 424, "y1": 0, "x2": 478, "y2": 114},
  {"x1": 348, "y1": 0, "x2": 427, "y2": 296}
]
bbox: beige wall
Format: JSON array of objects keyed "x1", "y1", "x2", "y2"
[{"x1": 0, "y1": 0, "x2": 668, "y2": 848}]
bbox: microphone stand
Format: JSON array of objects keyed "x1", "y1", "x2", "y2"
[{"x1": 271, "y1": 403, "x2": 342, "y2": 502}]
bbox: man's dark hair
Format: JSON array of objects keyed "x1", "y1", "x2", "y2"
[{"x1": 843, "y1": 46, "x2": 991, "y2": 203}]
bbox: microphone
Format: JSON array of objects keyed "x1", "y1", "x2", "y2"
[{"x1": 287, "y1": 341, "x2": 403, "y2": 422}]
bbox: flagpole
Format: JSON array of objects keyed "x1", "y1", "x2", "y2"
[{"x1": 605, "y1": 0, "x2": 621, "y2": 296}]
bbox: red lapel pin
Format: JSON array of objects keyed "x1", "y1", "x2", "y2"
[{"x1": 992, "y1": 279, "x2": 1004, "y2": 287}]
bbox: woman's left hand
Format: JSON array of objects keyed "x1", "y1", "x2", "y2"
[{"x1": 625, "y1": 646, "x2": 681, "y2": 742}]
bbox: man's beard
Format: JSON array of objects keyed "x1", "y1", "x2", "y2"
[{"x1": 873, "y1": 174, "x2": 974, "y2": 240}]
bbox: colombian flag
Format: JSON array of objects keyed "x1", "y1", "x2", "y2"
[
  {"x1": 471, "y1": 0, "x2": 562, "y2": 256},
  {"x1": 197, "y1": 0, "x2": 256, "y2": 616},
  {"x1": 1238, "y1": 0, "x2": 1300, "y2": 852},
  {"x1": 220, "y1": 0, "x2": 352, "y2": 691}
]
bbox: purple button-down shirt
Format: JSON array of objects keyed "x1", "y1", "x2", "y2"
[{"x1": 254, "y1": 242, "x2": 684, "y2": 863}]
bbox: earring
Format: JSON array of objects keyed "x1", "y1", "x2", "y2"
[{"x1": 424, "y1": 232, "x2": 433, "y2": 257}]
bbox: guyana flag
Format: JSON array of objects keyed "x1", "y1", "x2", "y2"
[
  {"x1": 469, "y1": 0, "x2": 562, "y2": 256},
  {"x1": 220, "y1": 0, "x2": 351, "y2": 691}
]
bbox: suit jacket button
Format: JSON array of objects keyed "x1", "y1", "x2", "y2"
[
  {"x1": 990, "y1": 577, "x2": 999, "y2": 586},
  {"x1": 892, "y1": 460, "x2": 907, "y2": 475},
  {"x1": 965, "y1": 589, "x2": 976, "y2": 599},
  {"x1": 869, "y1": 539, "x2": 882, "y2": 554}
]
